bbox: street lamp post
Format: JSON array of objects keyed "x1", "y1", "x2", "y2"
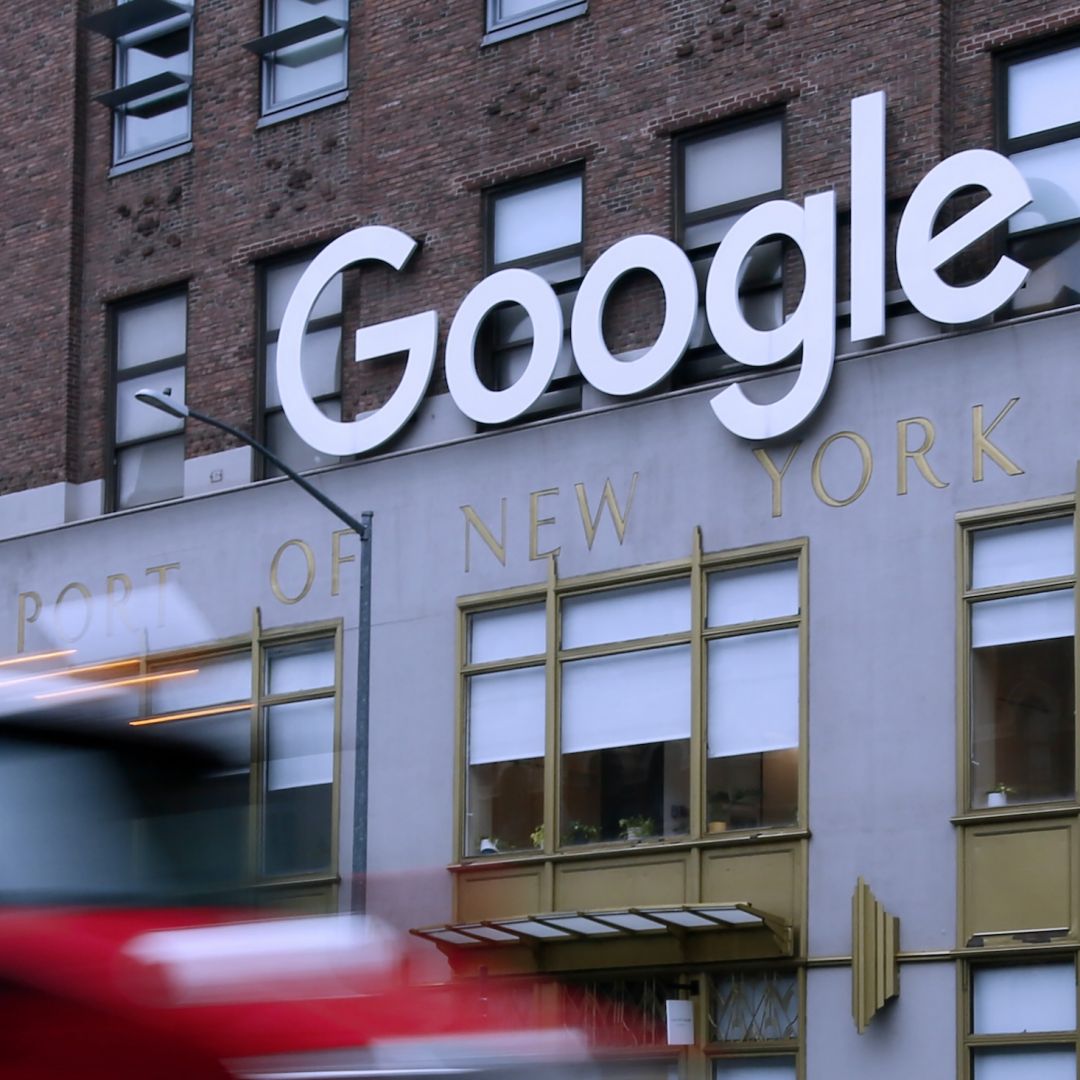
[{"x1": 136, "y1": 388, "x2": 373, "y2": 913}]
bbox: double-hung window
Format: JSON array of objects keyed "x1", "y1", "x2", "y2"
[
  {"x1": 675, "y1": 115, "x2": 784, "y2": 383},
  {"x1": 484, "y1": 172, "x2": 583, "y2": 419},
  {"x1": 111, "y1": 291, "x2": 187, "y2": 510},
  {"x1": 484, "y1": 1, "x2": 587, "y2": 43},
  {"x1": 964, "y1": 513, "x2": 1075, "y2": 809},
  {"x1": 966, "y1": 961, "x2": 1077, "y2": 1079},
  {"x1": 461, "y1": 546, "x2": 804, "y2": 858},
  {"x1": 999, "y1": 42, "x2": 1080, "y2": 315},
  {"x1": 246, "y1": 0, "x2": 348, "y2": 118},
  {"x1": 86, "y1": 0, "x2": 194, "y2": 167},
  {"x1": 258, "y1": 256, "x2": 343, "y2": 476}
]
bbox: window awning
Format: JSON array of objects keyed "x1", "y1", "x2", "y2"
[{"x1": 412, "y1": 902, "x2": 790, "y2": 954}]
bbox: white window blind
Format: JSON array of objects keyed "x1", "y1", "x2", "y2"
[
  {"x1": 561, "y1": 645, "x2": 690, "y2": 754},
  {"x1": 707, "y1": 629, "x2": 799, "y2": 758},
  {"x1": 468, "y1": 667, "x2": 546, "y2": 764},
  {"x1": 470, "y1": 604, "x2": 546, "y2": 663},
  {"x1": 683, "y1": 120, "x2": 782, "y2": 215},
  {"x1": 971, "y1": 589, "x2": 1074, "y2": 648},
  {"x1": 972, "y1": 1047, "x2": 1075, "y2": 1080},
  {"x1": 708, "y1": 562, "x2": 798, "y2": 627},
  {"x1": 973, "y1": 963, "x2": 1076, "y2": 1034},
  {"x1": 972, "y1": 518, "x2": 1073, "y2": 588},
  {"x1": 562, "y1": 580, "x2": 689, "y2": 649},
  {"x1": 1008, "y1": 46, "x2": 1080, "y2": 139},
  {"x1": 493, "y1": 177, "x2": 582, "y2": 265}
]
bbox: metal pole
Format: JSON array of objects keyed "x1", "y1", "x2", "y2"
[
  {"x1": 181, "y1": 406, "x2": 372, "y2": 911},
  {"x1": 353, "y1": 510, "x2": 373, "y2": 912}
]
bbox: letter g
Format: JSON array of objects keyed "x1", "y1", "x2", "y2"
[{"x1": 277, "y1": 226, "x2": 438, "y2": 456}]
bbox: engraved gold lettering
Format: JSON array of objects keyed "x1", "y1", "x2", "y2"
[
  {"x1": 753, "y1": 445, "x2": 800, "y2": 518},
  {"x1": 897, "y1": 417, "x2": 948, "y2": 495},
  {"x1": 973, "y1": 399, "x2": 1024, "y2": 482},
  {"x1": 145, "y1": 563, "x2": 181, "y2": 626},
  {"x1": 106, "y1": 573, "x2": 134, "y2": 635},
  {"x1": 575, "y1": 473, "x2": 639, "y2": 549},
  {"x1": 331, "y1": 528, "x2": 357, "y2": 597},
  {"x1": 462, "y1": 500, "x2": 507, "y2": 572},
  {"x1": 530, "y1": 488, "x2": 560, "y2": 562},
  {"x1": 811, "y1": 431, "x2": 873, "y2": 507},
  {"x1": 16, "y1": 592, "x2": 42, "y2": 654},
  {"x1": 270, "y1": 539, "x2": 316, "y2": 605},
  {"x1": 54, "y1": 582, "x2": 92, "y2": 643}
]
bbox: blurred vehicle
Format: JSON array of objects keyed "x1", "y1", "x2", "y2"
[{"x1": 0, "y1": 679, "x2": 603, "y2": 1080}]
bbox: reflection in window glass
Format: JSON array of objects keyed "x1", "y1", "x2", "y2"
[
  {"x1": 261, "y1": 256, "x2": 343, "y2": 474},
  {"x1": 264, "y1": 0, "x2": 348, "y2": 112},
  {"x1": 1002, "y1": 46, "x2": 1080, "y2": 316},
  {"x1": 264, "y1": 698, "x2": 335, "y2": 875},
  {"x1": 487, "y1": 173, "x2": 583, "y2": 411},
  {"x1": 112, "y1": 292, "x2": 187, "y2": 511}
]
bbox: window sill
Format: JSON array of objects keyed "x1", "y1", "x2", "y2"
[
  {"x1": 451, "y1": 827, "x2": 810, "y2": 869},
  {"x1": 256, "y1": 89, "x2": 349, "y2": 129},
  {"x1": 482, "y1": 1, "x2": 587, "y2": 45},
  {"x1": 951, "y1": 804, "x2": 1080, "y2": 826},
  {"x1": 109, "y1": 140, "x2": 192, "y2": 178}
]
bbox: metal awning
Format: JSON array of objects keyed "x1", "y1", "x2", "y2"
[{"x1": 412, "y1": 902, "x2": 790, "y2": 953}]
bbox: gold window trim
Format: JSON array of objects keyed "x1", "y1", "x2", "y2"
[{"x1": 454, "y1": 530, "x2": 809, "y2": 865}]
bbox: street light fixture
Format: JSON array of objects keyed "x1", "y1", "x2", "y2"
[{"x1": 135, "y1": 386, "x2": 373, "y2": 913}]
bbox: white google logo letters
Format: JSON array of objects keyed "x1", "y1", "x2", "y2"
[{"x1": 277, "y1": 91, "x2": 1032, "y2": 453}]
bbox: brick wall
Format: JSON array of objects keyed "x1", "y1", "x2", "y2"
[{"x1": 3, "y1": 0, "x2": 1077, "y2": 497}]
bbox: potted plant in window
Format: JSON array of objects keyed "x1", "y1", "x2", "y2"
[
  {"x1": 530, "y1": 823, "x2": 545, "y2": 849},
  {"x1": 561, "y1": 821, "x2": 601, "y2": 845},
  {"x1": 986, "y1": 783, "x2": 1014, "y2": 808},
  {"x1": 618, "y1": 815, "x2": 656, "y2": 841}
]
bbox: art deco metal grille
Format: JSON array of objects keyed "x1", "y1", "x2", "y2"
[
  {"x1": 562, "y1": 977, "x2": 669, "y2": 1046},
  {"x1": 709, "y1": 971, "x2": 799, "y2": 1042}
]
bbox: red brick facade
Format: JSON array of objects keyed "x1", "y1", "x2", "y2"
[{"x1": 4, "y1": 0, "x2": 1080, "y2": 498}]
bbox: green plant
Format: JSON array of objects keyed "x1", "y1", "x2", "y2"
[
  {"x1": 618, "y1": 815, "x2": 656, "y2": 838},
  {"x1": 530, "y1": 823, "x2": 545, "y2": 849},
  {"x1": 990, "y1": 782, "x2": 1015, "y2": 795},
  {"x1": 561, "y1": 820, "x2": 600, "y2": 845}
]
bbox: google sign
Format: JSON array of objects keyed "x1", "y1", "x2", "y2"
[{"x1": 277, "y1": 92, "x2": 1032, "y2": 452}]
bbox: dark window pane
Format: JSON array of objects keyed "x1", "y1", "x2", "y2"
[
  {"x1": 560, "y1": 740, "x2": 690, "y2": 844},
  {"x1": 971, "y1": 636, "x2": 1075, "y2": 806},
  {"x1": 467, "y1": 757, "x2": 544, "y2": 855}
]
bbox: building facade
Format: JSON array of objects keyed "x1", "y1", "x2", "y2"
[{"x1": 4, "y1": 1, "x2": 1080, "y2": 1076}]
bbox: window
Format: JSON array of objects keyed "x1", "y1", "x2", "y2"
[
  {"x1": 966, "y1": 961, "x2": 1077, "y2": 1079},
  {"x1": 460, "y1": 547, "x2": 804, "y2": 858},
  {"x1": 964, "y1": 513, "x2": 1075, "y2": 809},
  {"x1": 999, "y1": 42, "x2": 1080, "y2": 315},
  {"x1": 85, "y1": 0, "x2": 194, "y2": 167},
  {"x1": 484, "y1": 171, "x2": 583, "y2": 419},
  {"x1": 484, "y1": 0, "x2": 587, "y2": 43},
  {"x1": 111, "y1": 291, "x2": 187, "y2": 511},
  {"x1": 709, "y1": 970, "x2": 799, "y2": 1078},
  {"x1": 675, "y1": 116, "x2": 784, "y2": 383},
  {"x1": 246, "y1": 0, "x2": 348, "y2": 117},
  {"x1": 141, "y1": 630, "x2": 339, "y2": 901},
  {"x1": 258, "y1": 255, "x2": 343, "y2": 476}
]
